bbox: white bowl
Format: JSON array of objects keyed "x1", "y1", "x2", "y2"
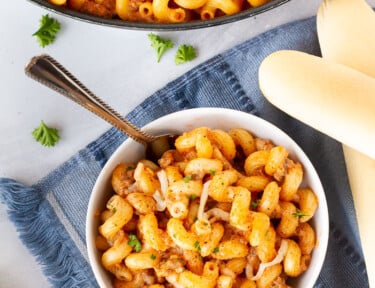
[{"x1": 86, "y1": 107, "x2": 329, "y2": 288}]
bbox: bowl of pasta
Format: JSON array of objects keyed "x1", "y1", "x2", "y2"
[
  {"x1": 86, "y1": 107, "x2": 329, "y2": 288},
  {"x1": 28, "y1": 0, "x2": 289, "y2": 30}
]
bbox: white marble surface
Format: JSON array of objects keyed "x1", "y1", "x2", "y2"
[{"x1": 0, "y1": 0, "x2": 370, "y2": 287}]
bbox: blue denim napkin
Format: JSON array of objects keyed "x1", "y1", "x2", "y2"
[{"x1": 0, "y1": 17, "x2": 369, "y2": 287}]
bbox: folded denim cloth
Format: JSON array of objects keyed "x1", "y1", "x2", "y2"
[{"x1": 0, "y1": 16, "x2": 369, "y2": 288}]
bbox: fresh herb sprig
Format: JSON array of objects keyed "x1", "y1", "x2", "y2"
[
  {"x1": 32, "y1": 120, "x2": 60, "y2": 147},
  {"x1": 148, "y1": 33, "x2": 174, "y2": 62},
  {"x1": 33, "y1": 14, "x2": 61, "y2": 47},
  {"x1": 175, "y1": 44, "x2": 196, "y2": 65}
]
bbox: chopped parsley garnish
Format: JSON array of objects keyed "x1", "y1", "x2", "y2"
[
  {"x1": 212, "y1": 247, "x2": 219, "y2": 253},
  {"x1": 33, "y1": 14, "x2": 61, "y2": 47},
  {"x1": 209, "y1": 169, "x2": 216, "y2": 176},
  {"x1": 148, "y1": 33, "x2": 174, "y2": 62},
  {"x1": 150, "y1": 254, "x2": 156, "y2": 260},
  {"x1": 110, "y1": 206, "x2": 117, "y2": 214},
  {"x1": 251, "y1": 199, "x2": 260, "y2": 210},
  {"x1": 190, "y1": 194, "x2": 197, "y2": 201},
  {"x1": 175, "y1": 44, "x2": 196, "y2": 65},
  {"x1": 292, "y1": 209, "x2": 310, "y2": 218},
  {"x1": 128, "y1": 234, "x2": 142, "y2": 252},
  {"x1": 32, "y1": 120, "x2": 60, "y2": 147},
  {"x1": 194, "y1": 241, "x2": 201, "y2": 252},
  {"x1": 184, "y1": 175, "x2": 193, "y2": 183},
  {"x1": 107, "y1": 203, "x2": 117, "y2": 214}
]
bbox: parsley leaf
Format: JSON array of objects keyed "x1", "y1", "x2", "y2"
[
  {"x1": 150, "y1": 254, "x2": 156, "y2": 260},
  {"x1": 33, "y1": 14, "x2": 61, "y2": 48},
  {"x1": 190, "y1": 194, "x2": 197, "y2": 201},
  {"x1": 194, "y1": 240, "x2": 201, "y2": 253},
  {"x1": 250, "y1": 199, "x2": 260, "y2": 210},
  {"x1": 148, "y1": 33, "x2": 174, "y2": 62},
  {"x1": 108, "y1": 203, "x2": 117, "y2": 214},
  {"x1": 212, "y1": 247, "x2": 219, "y2": 253},
  {"x1": 32, "y1": 120, "x2": 60, "y2": 147},
  {"x1": 184, "y1": 175, "x2": 193, "y2": 183},
  {"x1": 292, "y1": 209, "x2": 310, "y2": 218},
  {"x1": 128, "y1": 234, "x2": 142, "y2": 252},
  {"x1": 175, "y1": 44, "x2": 196, "y2": 65}
]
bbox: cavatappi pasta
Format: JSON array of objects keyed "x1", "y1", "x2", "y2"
[
  {"x1": 48, "y1": 0, "x2": 273, "y2": 23},
  {"x1": 96, "y1": 127, "x2": 319, "y2": 288}
]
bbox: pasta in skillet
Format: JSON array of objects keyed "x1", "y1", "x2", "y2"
[
  {"x1": 96, "y1": 127, "x2": 319, "y2": 288},
  {"x1": 48, "y1": 0, "x2": 273, "y2": 23}
]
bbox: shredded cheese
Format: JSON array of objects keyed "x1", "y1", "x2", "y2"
[
  {"x1": 153, "y1": 169, "x2": 168, "y2": 211},
  {"x1": 251, "y1": 239, "x2": 288, "y2": 281},
  {"x1": 203, "y1": 207, "x2": 230, "y2": 223},
  {"x1": 221, "y1": 267, "x2": 236, "y2": 279},
  {"x1": 127, "y1": 182, "x2": 138, "y2": 192},
  {"x1": 197, "y1": 180, "x2": 211, "y2": 220},
  {"x1": 153, "y1": 190, "x2": 166, "y2": 211},
  {"x1": 245, "y1": 263, "x2": 254, "y2": 279},
  {"x1": 156, "y1": 169, "x2": 168, "y2": 198},
  {"x1": 133, "y1": 162, "x2": 144, "y2": 180}
]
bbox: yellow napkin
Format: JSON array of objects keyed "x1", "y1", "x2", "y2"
[
  {"x1": 317, "y1": 0, "x2": 375, "y2": 286},
  {"x1": 343, "y1": 147, "x2": 375, "y2": 287}
]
